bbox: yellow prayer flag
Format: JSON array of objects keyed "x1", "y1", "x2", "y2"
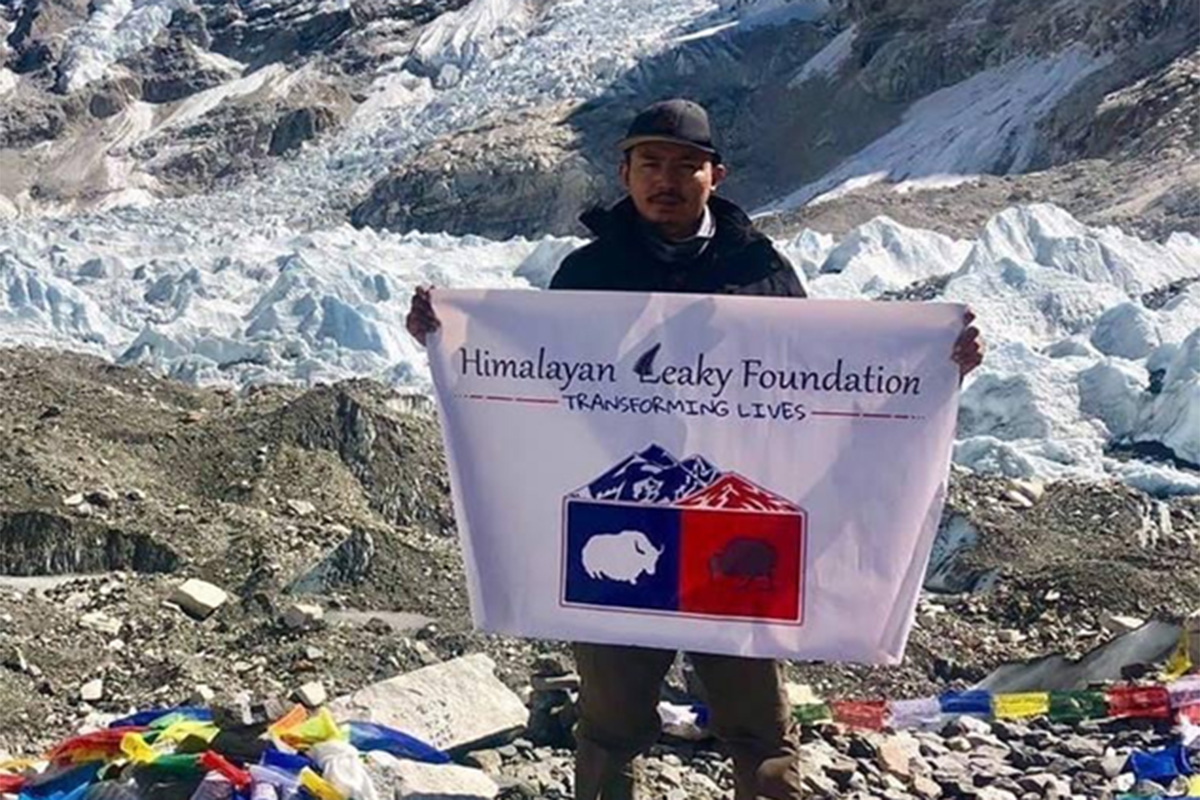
[
  {"x1": 994, "y1": 692, "x2": 1050, "y2": 719},
  {"x1": 156, "y1": 720, "x2": 219, "y2": 745},
  {"x1": 1163, "y1": 635, "x2": 1192, "y2": 681},
  {"x1": 280, "y1": 707, "x2": 346, "y2": 748},
  {"x1": 119, "y1": 733, "x2": 158, "y2": 764},
  {"x1": 299, "y1": 768, "x2": 346, "y2": 800}
]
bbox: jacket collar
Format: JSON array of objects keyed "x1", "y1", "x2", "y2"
[{"x1": 579, "y1": 195, "x2": 759, "y2": 250}]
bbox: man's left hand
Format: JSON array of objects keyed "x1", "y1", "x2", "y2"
[{"x1": 952, "y1": 310, "x2": 984, "y2": 380}]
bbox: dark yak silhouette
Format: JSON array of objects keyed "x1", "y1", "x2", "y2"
[{"x1": 709, "y1": 537, "x2": 776, "y2": 590}]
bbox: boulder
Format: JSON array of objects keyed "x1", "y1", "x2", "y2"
[
  {"x1": 284, "y1": 603, "x2": 325, "y2": 630},
  {"x1": 329, "y1": 654, "x2": 528, "y2": 751},
  {"x1": 79, "y1": 611, "x2": 122, "y2": 636},
  {"x1": 168, "y1": 578, "x2": 228, "y2": 620},
  {"x1": 80, "y1": 678, "x2": 104, "y2": 702},
  {"x1": 295, "y1": 681, "x2": 328, "y2": 708},
  {"x1": 286, "y1": 499, "x2": 317, "y2": 517},
  {"x1": 366, "y1": 751, "x2": 498, "y2": 799},
  {"x1": 877, "y1": 732, "x2": 922, "y2": 778}
]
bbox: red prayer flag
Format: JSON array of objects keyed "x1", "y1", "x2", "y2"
[
  {"x1": 1106, "y1": 685, "x2": 1170, "y2": 720},
  {"x1": 48, "y1": 727, "x2": 148, "y2": 762},
  {"x1": 831, "y1": 700, "x2": 887, "y2": 730},
  {"x1": 198, "y1": 751, "x2": 252, "y2": 789},
  {"x1": 1178, "y1": 703, "x2": 1200, "y2": 724},
  {"x1": 0, "y1": 775, "x2": 26, "y2": 793}
]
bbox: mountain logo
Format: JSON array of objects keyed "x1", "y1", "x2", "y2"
[{"x1": 561, "y1": 444, "x2": 806, "y2": 623}]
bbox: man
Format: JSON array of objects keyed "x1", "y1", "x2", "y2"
[{"x1": 407, "y1": 99, "x2": 983, "y2": 800}]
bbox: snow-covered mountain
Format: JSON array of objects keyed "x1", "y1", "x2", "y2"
[
  {"x1": 2, "y1": 0, "x2": 1195, "y2": 234},
  {"x1": 0, "y1": 0, "x2": 1197, "y2": 496}
]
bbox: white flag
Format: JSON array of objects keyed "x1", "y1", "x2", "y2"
[{"x1": 428, "y1": 289, "x2": 962, "y2": 664}]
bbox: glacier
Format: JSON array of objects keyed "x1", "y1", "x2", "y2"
[{"x1": 1, "y1": 203, "x2": 1197, "y2": 495}]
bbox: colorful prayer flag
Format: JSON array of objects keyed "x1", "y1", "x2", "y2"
[
  {"x1": 831, "y1": 700, "x2": 887, "y2": 730},
  {"x1": 939, "y1": 690, "x2": 992, "y2": 717},
  {"x1": 1107, "y1": 685, "x2": 1171, "y2": 720},
  {"x1": 1169, "y1": 676, "x2": 1200, "y2": 709},
  {"x1": 1163, "y1": 635, "x2": 1192, "y2": 681},
  {"x1": 1129, "y1": 743, "x2": 1192, "y2": 782},
  {"x1": 994, "y1": 692, "x2": 1049, "y2": 719},
  {"x1": 792, "y1": 703, "x2": 832, "y2": 725},
  {"x1": 889, "y1": 697, "x2": 941, "y2": 729},
  {"x1": 1048, "y1": 690, "x2": 1107, "y2": 722}
]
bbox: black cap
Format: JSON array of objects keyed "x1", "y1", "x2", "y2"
[{"x1": 618, "y1": 99, "x2": 720, "y2": 161}]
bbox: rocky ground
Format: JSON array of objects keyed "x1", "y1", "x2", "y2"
[
  {"x1": 472, "y1": 715, "x2": 1196, "y2": 799},
  {"x1": 2, "y1": 347, "x2": 1200, "y2": 798}
]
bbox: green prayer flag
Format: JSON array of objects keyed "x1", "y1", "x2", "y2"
[
  {"x1": 792, "y1": 703, "x2": 832, "y2": 725},
  {"x1": 1048, "y1": 690, "x2": 1106, "y2": 721},
  {"x1": 134, "y1": 753, "x2": 203, "y2": 779}
]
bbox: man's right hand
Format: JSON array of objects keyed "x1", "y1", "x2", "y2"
[{"x1": 406, "y1": 286, "x2": 440, "y2": 346}]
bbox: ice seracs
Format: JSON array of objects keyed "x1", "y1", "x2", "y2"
[
  {"x1": 811, "y1": 217, "x2": 971, "y2": 298},
  {"x1": 0, "y1": 200, "x2": 1196, "y2": 495}
]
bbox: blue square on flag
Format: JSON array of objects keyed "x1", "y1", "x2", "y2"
[{"x1": 563, "y1": 500, "x2": 680, "y2": 612}]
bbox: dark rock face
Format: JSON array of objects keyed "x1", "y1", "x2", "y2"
[
  {"x1": 347, "y1": 0, "x2": 1198, "y2": 239},
  {"x1": 168, "y1": 5, "x2": 213, "y2": 49},
  {"x1": 88, "y1": 84, "x2": 133, "y2": 119},
  {"x1": 0, "y1": 94, "x2": 69, "y2": 147},
  {"x1": 196, "y1": 0, "x2": 356, "y2": 69},
  {"x1": 123, "y1": 34, "x2": 235, "y2": 104},
  {"x1": 269, "y1": 106, "x2": 338, "y2": 156},
  {"x1": 326, "y1": 0, "x2": 474, "y2": 76},
  {"x1": 344, "y1": 0, "x2": 1197, "y2": 239},
  {"x1": 9, "y1": 39, "x2": 53, "y2": 73},
  {"x1": 4, "y1": 0, "x2": 90, "y2": 76},
  {"x1": 348, "y1": 105, "x2": 604, "y2": 238},
  {"x1": 0, "y1": 511, "x2": 180, "y2": 575},
  {"x1": 1040, "y1": 47, "x2": 1200, "y2": 165},
  {"x1": 0, "y1": 0, "x2": 473, "y2": 211},
  {"x1": 128, "y1": 93, "x2": 349, "y2": 194},
  {"x1": 272, "y1": 384, "x2": 454, "y2": 534},
  {"x1": 132, "y1": 102, "x2": 275, "y2": 192}
]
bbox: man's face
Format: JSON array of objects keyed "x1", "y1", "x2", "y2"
[{"x1": 620, "y1": 141, "x2": 726, "y2": 238}]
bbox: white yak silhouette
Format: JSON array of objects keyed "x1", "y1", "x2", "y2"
[{"x1": 582, "y1": 530, "x2": 663, "y2": 584}]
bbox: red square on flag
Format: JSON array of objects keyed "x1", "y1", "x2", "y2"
[{"x1": 678, "y1": 507, "x2": 804, "y2": 622}]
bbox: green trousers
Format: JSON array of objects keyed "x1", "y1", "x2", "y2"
[{"x1": 573, "y1": 643, "x2": 802, "y2": 800}]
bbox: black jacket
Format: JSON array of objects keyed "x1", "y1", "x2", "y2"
[{"x1": 548, "y1": 195, "x2": 807, "y2": 298}]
